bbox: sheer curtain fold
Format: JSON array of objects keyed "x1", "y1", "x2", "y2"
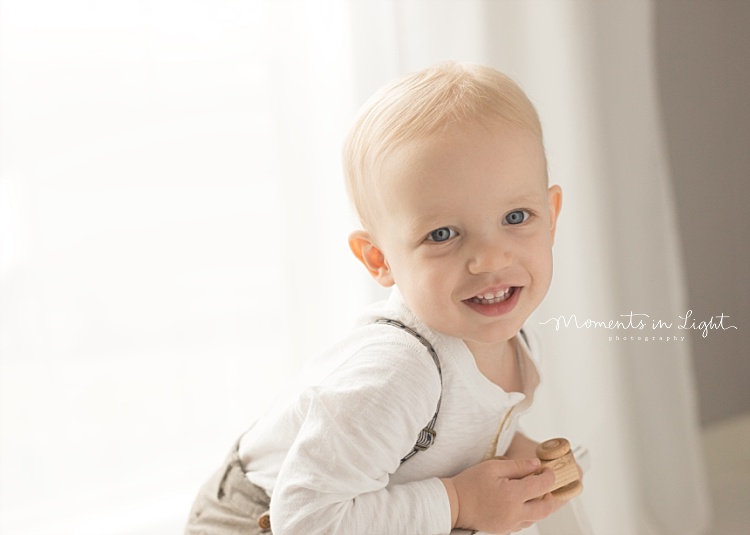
[
  {"x1": 590, "y1": 4, "x2": 710, "y2": 533},
  {"x1": 348, "y1": 1, "x2": 710, "y2": 534}
]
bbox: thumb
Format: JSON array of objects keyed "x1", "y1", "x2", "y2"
[{"x1": 490, "y1": 457, "x2": 542, "y2": 479}]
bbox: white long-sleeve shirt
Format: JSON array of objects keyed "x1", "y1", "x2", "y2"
[{"x1": 239, "y1": 288, "x2": 542, "y2": 535}]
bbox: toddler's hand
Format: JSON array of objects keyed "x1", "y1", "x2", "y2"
[{"x1": 441, "y1": 458, "x2": 557, "y2": 534}]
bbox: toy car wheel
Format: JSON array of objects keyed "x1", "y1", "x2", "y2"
[
  {"x1": 551, "y1": 480, "x2": 583, "y2": 501},
  {"x1": 536, "y1": 437, "x2": 571, "y2": 461}
]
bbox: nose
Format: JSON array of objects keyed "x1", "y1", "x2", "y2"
[{"x1": 466, "y1": 235, "x2": 513, "y2": 275}]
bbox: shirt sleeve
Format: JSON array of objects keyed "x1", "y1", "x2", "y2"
[{"x1": 269, "y1": 334, "x2": 452, "y2": 535}]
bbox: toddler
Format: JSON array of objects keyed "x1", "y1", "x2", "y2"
[{"x1": 186, "y1": 61, "x2": 573, "y2": 535}]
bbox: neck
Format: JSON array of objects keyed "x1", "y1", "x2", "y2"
[
  {"x1": 465, "y1": 336, "x2": 513, "y2": 361},
  {"x1": 465, "y1": 337, "x2": 522, "y2": 393}
]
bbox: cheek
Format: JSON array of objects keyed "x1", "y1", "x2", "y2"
[
  {"x1": 403, "y1": 262, "x2": 455, "y2": 307},
  {"x1": 520, "y1": 239, "x2": 554, "y2": 281},
  {"x1": 532, "y1": 250, "x2": 555, "y2": 288},
  {"x1": 412, "y1": 265, "x2": 447, "y2": 300}
]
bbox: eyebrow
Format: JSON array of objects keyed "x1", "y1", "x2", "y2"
[
  {"x1": 404, "y1": 213, "x2": 444, "y2": 240},
  {"x1": 510, "y1": 196, "x2": 548, "y2": 207},
  {"x1": 504, "y1": 189, "x2": 549, "y2": 205}
]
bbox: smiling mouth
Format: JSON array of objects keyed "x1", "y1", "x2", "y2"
[{"x1": 466, "y1": 287, "x2": 517, "y2": 305}]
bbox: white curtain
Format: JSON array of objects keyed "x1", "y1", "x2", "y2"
[
  {"x1": 0, "y1": 1, "x2": 709, "y2": 534},
  {"x1": 349, "y1": 1, "x2": 710, "y2": 534}
]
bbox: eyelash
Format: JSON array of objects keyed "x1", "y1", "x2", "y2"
[
  {"x1": 426, "y1": 227, "x2": 458, "y2": 243},
  {"x1": 504, "y1": 209, "x2": 532, "y2": 225},
  {"x1": 424, "y1": 209, "x2": 533, "y2": 243}
]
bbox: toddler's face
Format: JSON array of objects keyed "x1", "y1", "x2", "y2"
[{"x1": 372, "y1": 120, "x2": 561, "y2": 351}]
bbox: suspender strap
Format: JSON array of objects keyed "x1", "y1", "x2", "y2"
[
  {"x1": 519, "y1": 328, "x2": 529, "y2": 347},
  {"x1": 374, "y1": 318, "x2": 443, "y2": 463}
]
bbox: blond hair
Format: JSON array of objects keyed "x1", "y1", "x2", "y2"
[{"x1": 342, "y1": 61, "x2": 546, "y2": 229}]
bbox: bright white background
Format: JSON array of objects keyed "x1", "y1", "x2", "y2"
[
  {"x1": 1, "y1": 1, "x2": 715, "y2": 534},
  {"x1": 0, "y1": 2, "x2": 372, "y2": 533}
]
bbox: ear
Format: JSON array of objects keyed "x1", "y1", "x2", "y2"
[
  {"x1": 348, "y1": 230, "x2": 395, "y2": 287},
  {"x1": 547, "y1": 185, "x2": 563, "y2": 244}
]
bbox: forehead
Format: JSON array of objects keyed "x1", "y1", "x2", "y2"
[
  {"x1": 380, "y1": 121, "x2": 546, "y2": 204},
  {"x1": 364, "y1": 121, "x2": 547, "y2": 241}
]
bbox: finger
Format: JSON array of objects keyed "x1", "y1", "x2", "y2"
[
  {"x1": 491, "y1": 457, "x2": 542, "y2": 480},
  {"x1": 516, "y1": 466, "x2": 556, "y2": 500},
  {"x1": 521, "y1": 493, "x2": 557, "y2": 521},
  {"x1": 512, "y1": 520, "x2": 535, "y2": 532}
]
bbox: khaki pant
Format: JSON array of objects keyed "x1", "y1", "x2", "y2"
[{"x1": 185, "y1": 441, "x2": 272, "y2": 535}]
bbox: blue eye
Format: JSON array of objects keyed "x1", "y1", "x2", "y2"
[
  {"x1": 504, "y1": 210, "x2": 530, "y2": 225},
  {"x1": 427, "y1": 227, "x2": 457, "y2": 242}
]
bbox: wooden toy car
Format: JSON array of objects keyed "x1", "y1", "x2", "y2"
[{"x1": 536, "y1": 437, "x2": 583, "y2": 500}]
